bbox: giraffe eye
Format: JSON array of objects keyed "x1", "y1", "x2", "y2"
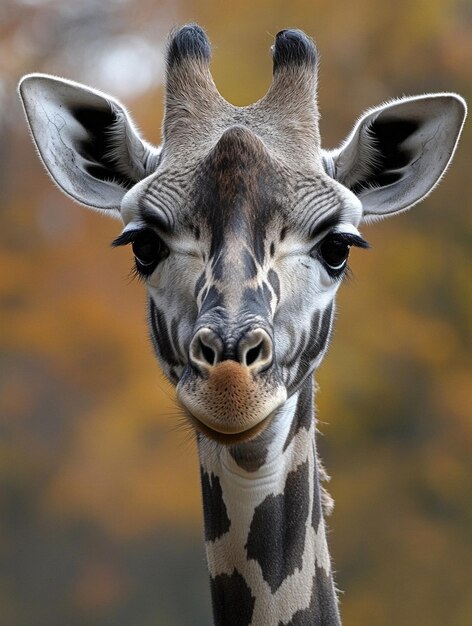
[
  {"x1": 132, "y1": 230, "x2": 168, "y2": 275},
  {"x1": 318, "y1": 234, "x2": 350, "y2": 275},
  {"x1": 313, "y1": 231, "x2": 370, "y2": 278}
]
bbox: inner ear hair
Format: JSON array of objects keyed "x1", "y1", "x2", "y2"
[
  {"x1": 71, "y1": 102, "x2": 137, "y2": 189},
  {"x1": 349, "y1": 116, "x2": 421, "y2": 196}
]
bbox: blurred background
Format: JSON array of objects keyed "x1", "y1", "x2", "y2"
[{"x1": 1, "y1": 0, "x2": 471, "y2": 624}]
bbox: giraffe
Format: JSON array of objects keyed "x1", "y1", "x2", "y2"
[{"x1": 19, "y1": 24, "x2": 466, "y2": 626}]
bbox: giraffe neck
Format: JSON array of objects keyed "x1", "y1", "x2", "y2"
[{"x1": 198, "y1": 377, "x2": 341, "y2": 626}]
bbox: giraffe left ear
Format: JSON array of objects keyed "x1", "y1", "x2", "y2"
[
  {"x1": 324, "y1": 94, "x2": 467, "y2": 220},
  {"x1": 18, "y1": 73, "x2": 161, "y2": 212}
]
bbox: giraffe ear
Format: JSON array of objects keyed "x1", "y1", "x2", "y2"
[
  {"x1": 324, "y1": 94, "x2": 466, "y2": 220},
  {"x1": 18, "y1": 73, "x2": 161, "y2": 212}
]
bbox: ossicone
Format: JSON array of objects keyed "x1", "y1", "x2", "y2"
[
  {"x1": 163, "y1": 24, "x2": 224, "y2": 148},
  {"x1": 272, "y1": 29, "x2": 318, "y2": 72},
  {"x1": 167, "y1": 23, "x2": 212, "y2": 67},
  {"x1": 262, "y1": 28, "x2": 320, "y2": 108}
]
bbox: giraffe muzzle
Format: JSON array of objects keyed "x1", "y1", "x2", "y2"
[{"x1": 177, "y1": 327, "x2": 286, "y2": 442}]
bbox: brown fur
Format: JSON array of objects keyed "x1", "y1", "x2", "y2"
[{"x1": 177, "y1": 360, "x2": 286, "y2": 439}]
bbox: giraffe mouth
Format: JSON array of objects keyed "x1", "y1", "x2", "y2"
[
  {"x1": 183, "y1": 408, "x2": 275, "y2": 444},
  {"x1": 176, "y1": 360, "x2": 287, "y2": 444}
]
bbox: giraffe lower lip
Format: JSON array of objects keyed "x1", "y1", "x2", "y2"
[{"x1": 185, "y1": 410, "x2": 274, "y2": 444}]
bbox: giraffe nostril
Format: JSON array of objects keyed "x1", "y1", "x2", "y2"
[
  {"x1": 200, "y1": 339, "x2": 216, "y2": 366},
  {"x1": 238, "y1": 328, "x2": 273, "y2": 373},
  {"x1": 245, "y1": 341, "x2": 263, "y2": 367},
  {"x1": 189, "y1": 328, "x2": 224, "y2": 374}
]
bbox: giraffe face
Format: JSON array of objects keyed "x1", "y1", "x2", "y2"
[
  {"x1": 19, "y1": 25, "x2": 466, "y2": 444},
  {"x1": 116, "y1": 124, "x2": 365, "y2": 443}
]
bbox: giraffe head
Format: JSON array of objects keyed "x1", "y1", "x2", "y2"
[{"x1": 19, "y1": 25, "x2": 466, "y2": 445}]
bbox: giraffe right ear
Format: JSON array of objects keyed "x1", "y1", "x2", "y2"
[
  {"x1": 18, "y1": 74, "x2": 161, "y2": 212},
  {"x1": 323, "y1": 94, "x2": 466, "y2": 220}
]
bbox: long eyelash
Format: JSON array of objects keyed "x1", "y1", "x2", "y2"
[
  {"x1": 324, "y1": 263, "x2": 356, "y2": 283},
  {"x1": 332, "y1": 232, "x2": 371, "y2": 249},
  {"x1": 343, "y1": 266, "x2": 354, "y2": 282},
  {"x1": 111, "y1": 230, "x2": 143, "y2": 248},
  {"x1": 129, "y1": 263, "x2": 147, "y2": 283},
  {"x1": 324, "y1": 264, "x2": 347, "y2": 281}
]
